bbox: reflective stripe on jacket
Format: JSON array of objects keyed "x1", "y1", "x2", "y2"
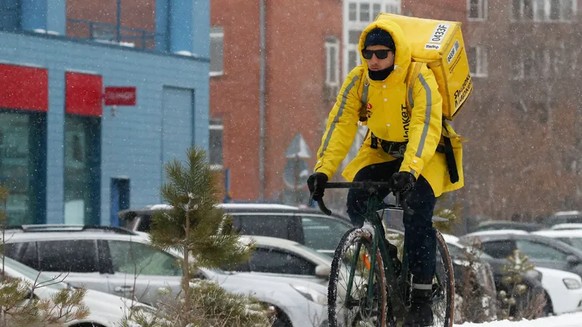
[{"x1": 314, "y1": 19, "x2": 464, "y2": 196}]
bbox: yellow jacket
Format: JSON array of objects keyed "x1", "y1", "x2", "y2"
[{"x1": 314, "y1": 19, "x2": 464, "y2": 197}]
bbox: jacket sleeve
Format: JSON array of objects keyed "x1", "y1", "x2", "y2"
[
  {"x1": 400, "y1": 66, "x2": 442, "y2": 178},
  {"x1": 314, "y1": 68, "x2": 363, "y2": 178}
]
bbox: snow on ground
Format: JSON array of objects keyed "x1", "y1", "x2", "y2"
[{"x1": 455, "y1": 311, "x2": 582, "y2": 327}]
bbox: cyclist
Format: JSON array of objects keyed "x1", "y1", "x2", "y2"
[{"x1": 307, "y1": 19, "x2": 463, "y2": 326}]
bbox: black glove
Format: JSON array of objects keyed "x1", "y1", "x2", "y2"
[
  {"x1": 307, "y1": 172, "x2": 328, "y2": 201},
  {"x1": 391, "y1": 172, "x2": 416, "y2": 196}
]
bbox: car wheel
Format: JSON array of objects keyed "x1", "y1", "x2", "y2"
[
  {"x1": 272, "y1": 308, "x2": 292, "y2": 327},
  {"x1": 541, "y1": 292, "x2": 553, "y2": 317}
]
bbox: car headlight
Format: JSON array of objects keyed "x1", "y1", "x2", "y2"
[
  {"x1": 290, "y1": 284, "x2": 327, "y2": 305},
  {"x1": 563, "y1": 278, "x2": 582, "y2": 290}
]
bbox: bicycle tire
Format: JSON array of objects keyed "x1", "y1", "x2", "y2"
[
  {"x1": 431, "y1": 230, "x2": 455, "y2": 326},
  {"x1": 328, "y1": 227, "x2": 388, "y2": 327}
]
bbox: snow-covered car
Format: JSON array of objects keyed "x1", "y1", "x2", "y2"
[
  {"x1": 201, "y1": 268, "x2": 328, "y2": 326},
  {"x1": 2, "y1": 255, "x2": 152, "y2": 327},
  {"x1": 535, "y1": 266, "x2": 582, "y2": 315},
  {"x1": 2, "y1": 224, "x2": 329, "y2": 327},
  {"x1": 231, "y1": 235, "x2": 333, "y2": 285},
  {"x1": 533, "y1": 229, "x2": 582, "y2": 253},
  {"x1": 442, "y1": 234, "x2": 498, "y2": 322},
  {"x1": 119, "y1": 203, "x2": 353, "y2": 256}
]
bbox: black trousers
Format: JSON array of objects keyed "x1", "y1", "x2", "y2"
[{"x1": 346, "y1": 161, "x2": 437, "y2": 283}]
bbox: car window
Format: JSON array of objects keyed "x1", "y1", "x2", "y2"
[
  {"x1": 232, "y1": 214, "x2": 295, "y2": 240},
  {"x1": 300, "y1": 215, "x2": 351, "y2": 253},
  {"x1": 37, "y1": 240, "x2": 99, "y2": 273},
  {"x1": 4, "y1": 242, "x2": 39, "y2": 269},
  {"x1": 561, "y1": 237, "x2": 582, "y2": 252},
  {"x1": 515, "y1": 240, "x2": 569, "y2": 261},
  {"x1": 247, "y1": 247, "x2": 316, "y2": 275},
  {"x1": 109, "y1": 240, "x2": 181, "y2": 276},
  {"x1": 480, "y1": 240, "x2": 516, "y2": 259}
]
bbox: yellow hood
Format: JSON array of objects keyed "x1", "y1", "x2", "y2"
[{"x1": 358, "y1": 18, "x2": 412, "y2": 82}]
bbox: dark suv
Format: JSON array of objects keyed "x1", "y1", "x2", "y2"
[{"x1": 119, "y1": 203, "x2": 353, "y2": 256}]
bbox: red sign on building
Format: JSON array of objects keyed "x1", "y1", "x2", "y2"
[{"x1": 104, "y1": 86, "x2": 137, "y2": 106}]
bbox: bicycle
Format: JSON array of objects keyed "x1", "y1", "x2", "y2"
[{"x1": 314, "y1": 181, "x2": 455, "y2": 327}]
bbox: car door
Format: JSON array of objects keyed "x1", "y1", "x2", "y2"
[
  {"x1": 298, "y1": 214, "x2": 352, "y2": 256},
  {"x1": 105, "y1": 240, "x2": 182, "y2": 305}
]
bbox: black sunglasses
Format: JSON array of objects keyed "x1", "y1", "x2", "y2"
[{"x1": 362, "y1": 49, "x2": 393, "y2": 60}]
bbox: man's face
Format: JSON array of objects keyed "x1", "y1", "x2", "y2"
[{"x1": 362, "y1": 45, "x2": 394, "y2": 71}]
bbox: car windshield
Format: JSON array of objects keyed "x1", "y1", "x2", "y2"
[{"x1": 1, "y1": 256, "x2": 67, "y2": 290}]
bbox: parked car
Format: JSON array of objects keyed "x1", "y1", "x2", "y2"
[
  {"x1": 231, "y1": 235, "x2": 333, "y2": 285},
  {"x1": 459, "y1": 231, "x2": 582, "y2": 280},
  {"x1": 534, "y1": 266, "x2": 582, "y2": 315},
  {"x1": 472, "y1": 220, "x2": 544, "y2": 233},
  {"x1": 1, "y1": 224, "x2": 329, "y2": 327},
  {"x1": 533, "y1": 229, "x2": 582, "y2": 253},
  {"x1": 2, "y1": 254, "x2": 153, "y2": 327},
  {"x1": 442, "y1": 234, "x2": 498, "y2": 322},
  {"x1": 119, "y1": 203, "x2": 353, "y2": 256},
  {"x1": 546, "y1": 210, "x2": 582, "y2": 226},
  {"x1": 549, "y1": 223, "x2": 582, "y2": 231}
]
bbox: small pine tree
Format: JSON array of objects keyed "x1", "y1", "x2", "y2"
[
  {"x1": 148, "y1": 148, "x2": 252, "y2": 324},
  {"x1": 497, "y1": 250, "x2": 545, "y2": 320}
]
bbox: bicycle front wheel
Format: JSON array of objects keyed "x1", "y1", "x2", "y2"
[
  {"x1": 431, "y1": 230, "x2": 455, "y2": 326},
  {"x1": 328, "y1": 227, "x2": 387, "y2": 327}
]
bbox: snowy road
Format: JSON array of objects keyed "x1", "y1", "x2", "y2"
[{"x1": 455, "y1": 311, "x2": 582, "y2": 326}]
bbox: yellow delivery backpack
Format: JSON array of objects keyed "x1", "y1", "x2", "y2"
[{"x1": 376, "y1": 13, "x2": 473, "y2": 120}]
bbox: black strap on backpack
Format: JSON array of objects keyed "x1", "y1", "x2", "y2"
[{"x1": 442, "y1": 124, "x2": 459, "y2": 183}]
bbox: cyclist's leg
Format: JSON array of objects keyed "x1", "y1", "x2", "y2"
[
  {"x1": 346, "y1": 161, "x2": 399, "y2": 227},
  {"x1": 402, "y1": 175, "x2": 437, "y2": 282},
  {"x1": 402, "y1": 175, "x2": 437, "y2": 326}
]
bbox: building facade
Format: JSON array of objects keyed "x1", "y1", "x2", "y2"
[
  {"x1": 213, "y1": 0, "x2": 582, "y2": 223},
  {"x1": 0, "y1": 0, "x2": 210, "y2": 226}
]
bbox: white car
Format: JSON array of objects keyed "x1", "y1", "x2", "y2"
[
  {"x1": 203, "y1": 268, "x2": 328, "y2": 326},
  {"x1": 235, "y1": 234, "x2": 333, "y2": 285},
  {"x1": 533, "y1": 229, "x2": 582, "y2": 253},
  {"x1": 2, "y1": 225, "x2": 329, "y2": 327},
  {"x1": 2, "y1": 255, "x2": 151, "y2": 327},
  {"x1": 535, "y1": 266, "x2": 582, "y2": 315}
]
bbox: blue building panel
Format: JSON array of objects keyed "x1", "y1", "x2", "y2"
[{"x1": 0, "y1": 30, "x2": 209, "y2": 225}]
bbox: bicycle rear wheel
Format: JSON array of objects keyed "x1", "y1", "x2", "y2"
[
  {"x1": 431, "y1": 230, "x2": 455, "y2": 326},
  {"x1": 328, "y1": 228, "x2": 387, "y2": 327}
]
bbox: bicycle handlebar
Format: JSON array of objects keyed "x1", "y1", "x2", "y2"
[{"x1": 311, "y1": 181, "x2": 414, "y2": 216}]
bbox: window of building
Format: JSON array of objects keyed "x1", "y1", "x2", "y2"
[
  {"x1": 343, "y1": 1, "x2": 401, "y2": 76},
  {"x1": 210, "y1": 26, "x2": 224, "y2": 77},
  {"x1": 325, "y1": 37, "x2": 340, "y2": 99},
  {"x1": 468, "y1": 0, "x2": 487, "y2": 20},
  {"x1": 209, "y1": 118, "x2": 223, "y2": 170},
  {"x1": 64, "y1": 115, "x2": 101, "y2": 225},
  {"x1": 512, "y1": 0, "x2": 575, "y2": 21},
  {"x1": 468, "y1": 46, "x2": 488, "y2": 77},
  {"x1": 0, "y1": 111, "x2": 46, "y2": 225}
]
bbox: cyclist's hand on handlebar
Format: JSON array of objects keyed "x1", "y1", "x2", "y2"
[
  {"x1": 391, "y1": 171, "x2": 416, "y2": 196},
  {"x1": 307, "y1": 172, "x2": 328, "y2": 201}
]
